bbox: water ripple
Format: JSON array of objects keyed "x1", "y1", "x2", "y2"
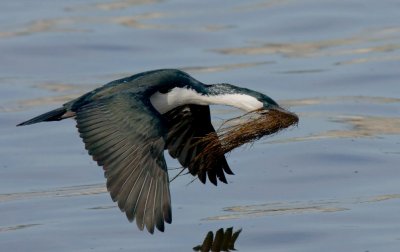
[
  {"x1": 205, "y1": 194, "x2": 400, "y2": 221},
  {"x1": 0, "y1": 184, "x2": 106, "y2": 203}
]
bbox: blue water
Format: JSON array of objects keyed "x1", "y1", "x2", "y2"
[{"x1": 1, "y1": 0, "x2": 400, "y2": 251}]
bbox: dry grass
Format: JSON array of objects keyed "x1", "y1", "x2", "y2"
[{"x1": 194, "y1": 107, "x2": 299, "y2": 170}]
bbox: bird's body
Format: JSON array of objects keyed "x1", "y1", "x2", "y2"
[{"x1": 18, "y1": 69, "x2": 295, "y2": 234}]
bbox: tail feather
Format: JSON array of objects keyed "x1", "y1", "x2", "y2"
[{"x1": 17, "y1": 107, "x2": 68, "y2": 126}]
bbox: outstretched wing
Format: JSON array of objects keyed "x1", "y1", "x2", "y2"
[
  {"x1": 74, "y1": 94, "x2": 171, "y2": 233},
  {"x1": 164, "y1": 105, "x2": 233, "y2": 185}
]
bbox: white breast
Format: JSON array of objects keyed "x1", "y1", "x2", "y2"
[{"x1": 150, "y1": 87, "x2": 263, "y2": 114}]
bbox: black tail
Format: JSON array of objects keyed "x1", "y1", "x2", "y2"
[{"x1": 17, "y1": 107, "x2": 67, "y2": 126}]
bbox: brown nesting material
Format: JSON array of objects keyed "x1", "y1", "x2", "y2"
[{"x1": 193, "y1": 107, "x2": 299, "y2": 172}]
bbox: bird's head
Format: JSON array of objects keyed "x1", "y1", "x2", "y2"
[
  {"x1": 205, "y1": 83, "x2": 279, "y2": 112},
  {"x1": 146, "y1": 70, "x2": 281, "y2": 114}
]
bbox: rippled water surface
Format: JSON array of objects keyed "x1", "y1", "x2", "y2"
[{"x1": 1, "y1": 0, "x2": 400, "y2": 251}]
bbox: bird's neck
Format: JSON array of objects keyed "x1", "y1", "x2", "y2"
[{"x1": 150, "y1": 85, "x2": 263, "y2": 114}]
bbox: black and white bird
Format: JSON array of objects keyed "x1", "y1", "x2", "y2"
[{"x1": 18, "y1": 69, "x2": 283, "y2": 233}]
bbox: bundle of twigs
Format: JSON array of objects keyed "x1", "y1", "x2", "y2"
[{"x1": 194, "y1": 107, "x2": 299, "y2": 171}]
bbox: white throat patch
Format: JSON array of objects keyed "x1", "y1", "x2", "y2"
[{"x1": 150, "y1": 87, "x2": 263, "y2": 114}]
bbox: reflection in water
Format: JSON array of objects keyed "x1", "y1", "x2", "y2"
[
  {"x1": 213, "y1": 27, "x2": 400, "y2": 59},
  {"x1": 0, "y1": 82, "x2": 93, "y2": 112},
  {"x1": 276, "y1": 115, "x2": 400, "y2": 143},
  {"x1": 273, "y1": 96, "x2": 400, "y2": 142},
  {"x1": 327, "y1": 115, "x2": 400, "y2": 137},
  {"x1": 0, "y1": 184, "x2": 106, "y2": 203},
  {"x1": 0, "y1": 7, "x2": 237, "y2": 39},
  {"x1": 333, "y1": 43, "x2": 400, "y2": 56},
  {"x1": 233, "y1": 0, "x2": 291, "y2": 12},
  {"x1": 92, "y1": 0, "x2": 163, "y2": 11},
  {"x1": 205, "y1": 194, "x2": 400, "y2": 221},
  {"x1": 0, "y1": 223, "x2": 41, "y2": 233},
  {"x1": 276, "y1": 69, "x2": 327, "y2": 74},
  {"x1": 88, "y1": 205, "x2": 116, "y2": 210},
  {"x1": 4, "y1": 94, "x2": 79, "y2": 113},
  {"x1": 281, "y1": 96, "x2": 400, "y2": 107},
  {"x1": 201, "y1": 24, "x2": 236, "y2": 32},
  {"x1": 2, "y1": 183, "x2": 399, "y2": 223},
  {"x1": 215, "y1": 41, "x2": 331, "y2": 57},
  {"x1": 65, "y1": 0, "x2": 162, "y2": 11},
  {"x1": 335, "y1": 54, "x2": 400, "y2": 66},
  {"x1": 33, "y1": 83, "x2": 87, "y2": 93},
  {"x1": 112, "y1": 13, "x2": 174, "y2": 30},
  {"x1": 193, "y1": 227, "x2": 242, "y2": 252},
  {"x1": 0, "y1": 13, "x2": 169, "y2": 39},
  {"x1": 180, "y1": 61, "x2": 273, "y2": 73},
  {"x1": 0, "y1": 18, "x2": 84, "y2": 39}
]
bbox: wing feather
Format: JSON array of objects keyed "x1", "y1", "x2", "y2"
[
  {"x1": 75, "y1": 94, "x2": 171, "y2": 233},
  {"x1": 134, "y1": 172, "x2": 150, "y2": 230},
  {"x1": 164, "y1": 105, "x2": 233, "y2": 185}
]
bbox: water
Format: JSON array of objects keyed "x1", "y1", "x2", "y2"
[{"x1": 1, "y1": 0, "x2": 400, "y2": 251}]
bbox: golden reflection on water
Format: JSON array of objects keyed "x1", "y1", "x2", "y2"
[
  {"x1": 1, "y1": 0, "x2": 399, "y2": 73},
  {"x1": 335, "y1": 54, "x2": 400, "y2": 66},
  {"x1": 1, "y1": 182, "x2": 398, "y2": 224},
  {"x1": 280, "y1": 96, "x2": 400, "y2": 107},
  {"x1": 17, "y1": 94, "x2": 79, "y2": 108},
  {"x1": 205, "y1": 194, "x2": 400, "y2": 221},
  {"x1": 328, "y1": 116, "x2": 400, "y2": 137},
  {"x1": 0, "y1": 94, "x2": 80, "y2": 113},
  {"x1": 213, "y1": 27, "x2": 400, "y2": 60},
  {"x1": 0, "y1": 82, "x2": 94, "y2": 112},
  {"x1": 201, "y1": 24, "x2": 236, "y2": 32},
  {"x1": 111, "y1": 13, "x2": 174, "y2": 30},
  {"x1": 276, "y1": 69, "x2": 327, "y2": 74},
  {"x1": 33, "y1": 83, "x2": 88, "y2": 93},
  {"x1": 0, "y1": 12, "x2": 170, "y2": 39},
  {"x1": 0, "y1": 14, "x2": 237, "y2": 39},
  {"x1": 64, "y1": 0, "x2": 162, "y2": 12},
  {"x1": 92, "y1": 0, "x2": 163, "y2": 11},
  {"x1": 275, "y1": 96, "x2": 400, "y2": 141},
  {"x1": 0, "y1": 18, "x2": 85, "y2": 39},
  {"x1": 270, "y1": 115, "x2": 400, "y2": 143},
  {"x1": 1, "y1": 3, "x2": 242, "y2": 40},
  {"x1": 0, "y1": 184, "x2": 106, "y2": 203},
  {"x1": 233, "y1": 0, "x2": 292, "y2": 12},
  {"x1": 180, "y1": 61, "x2": 273, "y2": 73},
  {"x1": 270, "y1": 113, "x2": 400, "y2": 143},
  {"x1": 242, "y1": 94, "x2": 400, "y2": 141}
]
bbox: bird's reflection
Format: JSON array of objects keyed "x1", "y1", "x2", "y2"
[{"x1": 193, "y1": 227, "x2": 242, "y2": 252}]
